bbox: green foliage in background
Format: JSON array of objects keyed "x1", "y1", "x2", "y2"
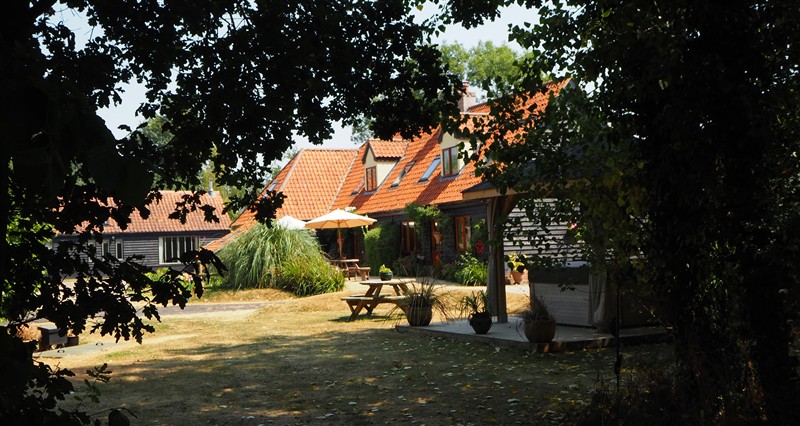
[
  {"x1": 218, "y1": 224, "x2": 342, "y2": 295},
  {"x1": 440, "y1": 41, "x2": 524, "y2": 96},
  {"x1": 363, "y1": 222, "x2": 401, "y2": 273},
  {"x1": 455, "y1": 254, "x2": 488, "y2": 286},
  {"x1": 439, "y1": 254, "x2": 488, "y2": 286}
]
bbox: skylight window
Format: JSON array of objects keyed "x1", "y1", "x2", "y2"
[
  {"x1": 351, "y1": 177, "x2": 364, "y2": 195},
  {"x1": 391, "y1": 160, "x2": 416, "y2": 187},
  {"x1": 419, "y1": 156, "x2": 441, "y2": 182},
  {"x1": 267, "y1": 181, "x2": 279, "y2": 191}
]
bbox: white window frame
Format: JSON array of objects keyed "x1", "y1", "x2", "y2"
[
  {"x1": 159, "y1": 236, "x2": 199, "y2": 265},
  {"x1": 102, "y1": 239, "x2": 124, "y2": 259}
]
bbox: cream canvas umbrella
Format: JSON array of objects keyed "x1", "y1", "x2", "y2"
[
  {"x1": 274, "y1": 215, "x2": 307, "y2": 230},
  {"x1": 304, "y1": 209, "x2": 376, "y2": 258}
]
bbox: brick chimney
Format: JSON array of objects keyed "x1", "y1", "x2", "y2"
[{"x1": 458, "y1": 81, "x2": 477, "y2": 112}]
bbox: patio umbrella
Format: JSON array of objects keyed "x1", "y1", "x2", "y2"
[
  {"x1": 274, "y1": 215, "x2": 307, "y2": 230},
  {"x1": 304, "y1": 209, "x2": 376, "y2": 258}
]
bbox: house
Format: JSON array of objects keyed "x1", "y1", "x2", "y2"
[
  {"x1": 211, "y1": 80, "x2": 644, "y2": 328},
  {"x1": 204, "y1": 149, "x2": 359, "y2": 253},
  {"x1": 54, "y1": 190, "x2": 231, "y2": 270}
]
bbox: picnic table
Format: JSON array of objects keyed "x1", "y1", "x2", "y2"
[
  {"x1": 341, "y1": 278, "x2": 413, "y2": 321},
  {"x1": 331, "y1": 258, "x2": 370, "y2": 280}
]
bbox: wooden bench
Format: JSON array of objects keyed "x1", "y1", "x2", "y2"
[
  {"x1": 347, "y1": 266, "x2": 371, "y2": 281},
  {"x1": 341, "y1": 294, "x2": 406, "y2": 320}
]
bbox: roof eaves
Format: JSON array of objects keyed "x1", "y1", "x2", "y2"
[{"x1": 278, "y1": 149, "x2": 304, "y2": 193}]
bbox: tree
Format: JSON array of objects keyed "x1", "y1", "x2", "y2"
[
  {"x1": 450, "y1": 1, "x2": 800, "y2": 423},
  {"x1": 1, "y1": 1, "x2": 461, "y2": 422},
  {"x1": 139, "y1": 116, "x2": 246, "y2": 220},
  {"x1": 439, "y1": 40, "x2": 523, "y2": 95}
]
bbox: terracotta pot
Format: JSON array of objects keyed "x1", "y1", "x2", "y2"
[
  {"x1": 510, "y1": 270, "x2": 523, "y2": 284},
  {"x1": 468, "y1": 312, "x2": 493, "y2": 334},
  {"x1": 406, "y1": 305, "x2": 433, "y2": 326},
  {"x1": 523, "y1": 319, "x2": 556, "y2": 343}
]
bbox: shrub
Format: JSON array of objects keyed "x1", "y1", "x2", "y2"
[
  {"x1": 218, "y1": 224, "x2": 339, "y2": 294},
  {"x1": 455, "y1": 254, "x2": 488, "y2": 286},
  {"x1": 275, "y1": 257, "x2": 344, "y2": 296},
  {"x1": 439, "y1": 262, "x2": 461, "y2": 282},
  {"x1": 363, "y1": 222, "x2": 400, "y2": 272}
]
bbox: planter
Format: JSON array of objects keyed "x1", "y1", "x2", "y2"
[
  {"x1": 405, "y1": 305, "x2": 433, "y2": 326},
  {"x1": 468, "y1": 312, "x2": 493, "y2": 334},
  {"x1": 523, "y1": 319, "x2": 556, "y2": 343},
  {"x1": 510, "y1": 270, "x2": 523, "y2": 284},
  {"x1": 379, "y1": 271, "x2": 393, "y2": 281}
]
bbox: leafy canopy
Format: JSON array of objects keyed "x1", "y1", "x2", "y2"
[
  {"x1": 1, "y1": 0, "x2": 462, "y2": 422},
  {"x1": 445, "y1": 0, "x2": 800, "y2": 423}
]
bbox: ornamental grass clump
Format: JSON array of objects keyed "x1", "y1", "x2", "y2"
[
  {"x1": 393, "y1": 277, "x2": 450, "y2": 325},
  {"x1": 218, "y1": 223, "x2": 343, "y2": 295}
]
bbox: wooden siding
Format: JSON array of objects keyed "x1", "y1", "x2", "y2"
[
  {"x1": 53, "y1": 231, "x2": 228, "y2": 271},
  {"x1": 530, "y1": 269, "x2": 593, "y2": 327},
  {"x1": 439, "y1": 202, "x2": 487, "y2": 263},
  {"x1": 504, "y1": 205, "x2": 593, "y2": 327}
]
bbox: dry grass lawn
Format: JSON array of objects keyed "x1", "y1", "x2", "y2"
[{"x1": 47, "y1": 281, "x2": 671, "y2": 425}]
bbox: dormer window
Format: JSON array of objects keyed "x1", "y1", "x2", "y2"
[
  {"x1": 365, "y1": 167, "x2": 377, "y2": 191},
  {"x1": 441, "y1": 146, "x2": 460, "y2": 176}
]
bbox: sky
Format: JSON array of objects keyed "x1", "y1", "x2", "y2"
[{"x1": 95, "y1": 3, "x2": 538, "y2": 151}]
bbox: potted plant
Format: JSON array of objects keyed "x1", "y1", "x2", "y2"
[
  {"x1": 396, "y1": 281, "x2": 447, "y2": 326},
  {"x1": 520, "y1": 294, "x2": 556, "y2": 343},
  {"x1": 506, "y1": 253, "x2": 526, "y2": 284},
  {"x1": 379, "y1": 264, "x2": 393, "y2": 281},
  {"x1": 461, "y1": 290, "x2": 492, "y2": 334}
]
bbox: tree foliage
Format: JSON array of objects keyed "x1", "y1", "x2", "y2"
[
  {"x1": 1, "y1": 0, "x2": 461, "y2": 422},
  {"x1": 449, "y1": 0, "x2": 800, "y2": 423},
  {"x1": 439, "y1": 40, "x2": 523, "y2": 95}
]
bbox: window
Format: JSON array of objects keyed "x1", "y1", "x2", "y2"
[
  {"x1": 391, "y1": 161, "x2": 416, "y2": 187},
  {"x1": 365, "y1": 167, "x2": 377, "y2": 191},
  {"x1": 102, "y1": 240, "x2": 124, "y2": 259},
  {"x1": 351, "y1": 177, "x2": 364, "y2": 195},
  {"x1": 160, "y1": 236, "x2": 198, "y2": 264},
  {"x1": 454, "y1": 216, "x2": 470, "y2": 253},
  {"x1": 267, "y1": 181, "x2": 279, "y2": 191},
  {"x1": 419, "y1": 156, "x2": 441, "y2": 182},
  {"x1": 441, "y1": 146, "x2": 460, "y2": 176},
  {"x1": 401, "y1": 221, "x2": 418, "y2": 254}
]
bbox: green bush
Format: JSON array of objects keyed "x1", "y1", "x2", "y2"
[
  {"x1": 218, "y1": 224, "x2": 342, "y2": 295},
  {"x1": 363, "y1": 222, "x2": 401, "y2": 272},
  {"x1": 275, "y1": 257, "x2": 344, "y2": 296},
  {"x1": 455, "y1": 254, "x2": 488, "y2": 286},
  {"x1": 439, "y1": 262, "x2": 461, "y2": 282}
]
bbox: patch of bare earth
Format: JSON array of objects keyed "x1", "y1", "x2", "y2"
[{"x1": 49, "y1": 281, "x2": 671, "y2": 425}]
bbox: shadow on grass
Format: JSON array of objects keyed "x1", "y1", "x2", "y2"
[{"x1": 68, "y1": 313, "x2": 672, "y2": 425}]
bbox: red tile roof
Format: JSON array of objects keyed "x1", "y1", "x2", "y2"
[
  {"x1": 91, "y1": 190, "x2": 231, "y2": 234},
  {"x1": 210, "y1": 81, "x2": 569, "y2": 250},
  {"x1": 229, "y1": 148, "x2": 358, "y2": 230},
  {"x1": 332, "y1": 81, "x2": 569, "y2": 215},
  {"x1": 367, "y1": 139, "x2": 408, "y2": 159},
  {"x1": 332, "y1": 128, "x2": 483, "y2": 215}
]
